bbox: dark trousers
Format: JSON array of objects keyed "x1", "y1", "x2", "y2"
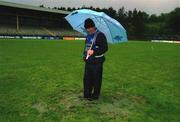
[{"x1": 83, "y1": 63, "x2": 103, "y2": 98}]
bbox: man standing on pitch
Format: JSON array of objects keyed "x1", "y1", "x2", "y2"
[{"x1": 83, "y1": 18, "x2": 108, "y2": 101}]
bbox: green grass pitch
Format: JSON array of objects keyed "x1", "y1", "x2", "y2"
[{"x1": 0, "y1": 39, "x2": 179, "y2": 121}]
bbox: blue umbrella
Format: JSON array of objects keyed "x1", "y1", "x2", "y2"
[{"x1": 65, "y1": 9, "x2": 128, "y2": 43}]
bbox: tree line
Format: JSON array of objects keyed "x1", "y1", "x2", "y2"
[{"x1": 40, "y1": 5, "x2": 180, "y2": 39}]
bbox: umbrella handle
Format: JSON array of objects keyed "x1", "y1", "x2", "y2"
[
  {"x1": 86, "y1": 41, "x2": 93, "y2": 60},
  {"x1": 86, "y1": 55, "x2": 90, "y2": 60}
]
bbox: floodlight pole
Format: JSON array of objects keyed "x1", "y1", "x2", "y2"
[{"x1": 16, "y1": 15, "x2": 19, "y2": 31}]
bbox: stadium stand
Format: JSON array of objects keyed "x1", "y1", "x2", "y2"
[{"x1": 0, "y1": 1, "x2": 84, "y2": 38}]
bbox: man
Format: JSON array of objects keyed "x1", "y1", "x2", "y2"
[{"x1": 83, "y1": 18, "x2": 108, "y2": 101}]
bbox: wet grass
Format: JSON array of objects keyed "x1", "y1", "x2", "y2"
[{"x1": 0, "y1": 39, "x2": 179, "y2": 121}]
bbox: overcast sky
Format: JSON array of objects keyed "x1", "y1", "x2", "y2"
[{"x1": 3, "y1": 0, "x2": 180, "y2": 15}]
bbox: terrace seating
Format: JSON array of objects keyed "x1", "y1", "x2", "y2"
[{"x1": 0, "y1": 25, "x2": 84, "y2": 37}]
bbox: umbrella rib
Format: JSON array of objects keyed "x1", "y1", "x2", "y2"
[
  {"x1": 93, "y1": 16, "x2": 113, "y2": 43},
  {"x1": 73, "y1": 16, "x2": 97, "y2": 29},
  {"x1": 102, "y1": 17, "x2": 114, "y2": 43},
  {"x1": 93, "y1": 16, "x2": 107, "y2": 27},
  {"x1": 102, "y1": 14, "x2": 126, "y2": 31}
]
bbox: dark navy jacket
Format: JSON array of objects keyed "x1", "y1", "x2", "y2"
[{"x1": 83, "y1": 30, "x2": 108, "y2": 64}]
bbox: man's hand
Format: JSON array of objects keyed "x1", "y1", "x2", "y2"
[{"x1": 87, "y1": 50, "x2": 94, "y2": 56}]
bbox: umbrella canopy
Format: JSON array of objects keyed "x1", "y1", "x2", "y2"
[{"x1": 65, "y1": 9, "x2": 128, "y2": 43}]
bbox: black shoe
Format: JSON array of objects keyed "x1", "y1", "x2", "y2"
[
  {"x1": 78, "y1": 96, "x2": 84, "y2": 99},
  {"x1": 86, "y1": 96, "x2": 99, "y2": 101},
  {"x1": 79, "y1": 95, "x2": 93, "y2": 101},
  {"x1": 91, "y1": 97, "x2": 99, "y2": 100},
  {"x1": 91, "y1": 96, "x2": 99, "y2": 100},
  {"x1": 78, "y1": 95, "x2": 90, "y2": 100},
  {"x1": 86, "y1": 97, "x2": 93, "y2": 101}
]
